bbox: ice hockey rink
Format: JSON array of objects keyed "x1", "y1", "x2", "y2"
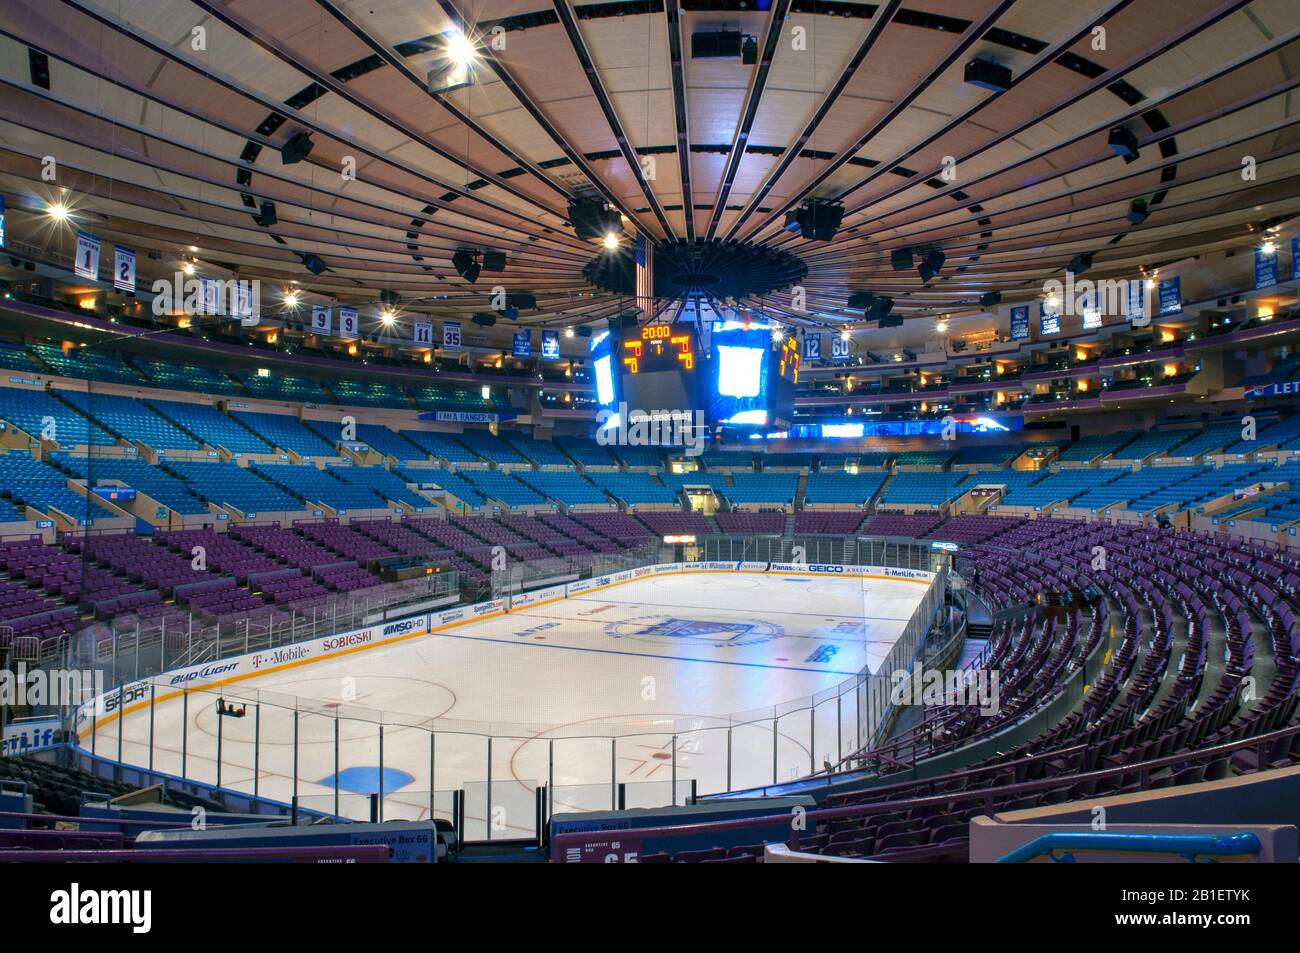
[{"x1": 93, "y1": 569, "x2": 932, "y2": 839}]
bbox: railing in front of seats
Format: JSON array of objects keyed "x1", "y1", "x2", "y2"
[{"x1": 993, "y1": 831, "x2": 1262, "y2": 863}]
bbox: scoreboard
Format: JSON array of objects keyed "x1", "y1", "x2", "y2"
[
  {"x1": 618, "y1": 323, "x2": 700, "y2": 418},
  {"x1": 591, "y1": 318, "x2": 795, "y2": 435},
  {"x1": 621, "y1": 324, "x2": 697, "y2": 376}
]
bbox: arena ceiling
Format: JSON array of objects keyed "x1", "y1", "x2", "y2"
[{"x1": 1, "y1": 0, "x2": 1300, "y2": 343}]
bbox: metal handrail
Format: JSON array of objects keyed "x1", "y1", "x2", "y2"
[{"x1": 993, "y1": 831, "x2": 1262, "y2": 863}]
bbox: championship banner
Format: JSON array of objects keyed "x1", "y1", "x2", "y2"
[
  {"x1": 1256, "y1": 246, "x2": 1279, "y2": 290},
  {"x1": 311, "y1": 305, "x2": 332, "y2": 335},
  {"x1": 512, "y1": 330, "x2": 532, "y2": 357},
  {"x1": 339, "y1": 306, "x2": 359, "y2": 340},
  {"x1": 1080, "y1": 287, "x2": 1102, "y2": 329},
  {"x1": 443, "y1": 321, "x2": 462, "y2": 348},
  {"x1": 1158, "y1": 276, "x2": 1182, "y2": 315},
  {"x1": 0, "y1": 195, "x2": 6, "y2": 248},
  {"x1": 113, "y1": 246, "x2": 136, "y2": 292},
  {"x1": 414, "y1": 318, "x2": 434, "y2": 347},
  {"x1": 75, "y1": 232, "x2": 101, "y2": 281},
  {"x1": 1039, "y1": 299, "x2": 1061, "y2": 336},
  {"x1": 541, "y1": 329, "x2": 560, "y2": 360},
  {"x1": 1010, "y1": 305, "x2": 1030, "y2": 341},
  {"x1": 803, "y1": 333, "x2": 821, "y2": 361},
  {"x1": 1123, "y1": 280, "x2": 1145, "y2": 324}
]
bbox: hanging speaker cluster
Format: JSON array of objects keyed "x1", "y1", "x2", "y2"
[
  {"x1": 451, "y1": 248, "x2": 507, "y2": 284},
  {"x1": 567, "y1": 197, "x2": 623, "y2": 241},
  {"x1": 917, "y1": 248, "x2": 945, "y2": 284},
  {"x1": 782, "y1": 198, "x2": 844, "y2": 242},
  {"x1": 583, "y1": 238, "x2": 806, "y2": 300}
]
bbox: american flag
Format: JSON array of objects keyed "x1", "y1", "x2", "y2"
[{"x1": 635, "y1": 233, "x2": 653, "y2": 316}]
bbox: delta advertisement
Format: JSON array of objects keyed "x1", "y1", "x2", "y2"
[{"x1": 509, "y1": 584, "x2": 568, "y2": 609}]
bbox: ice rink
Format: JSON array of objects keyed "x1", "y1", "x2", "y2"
[{"x1": 94, "y1": 570, "x2": 930, "y2": 838}]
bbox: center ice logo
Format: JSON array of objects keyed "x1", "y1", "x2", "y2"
[{"x1": 606, "y1": 616, "x2": 784, "y2": 647}]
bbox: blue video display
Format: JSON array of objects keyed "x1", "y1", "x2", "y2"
[
  {"x1": 590, "y1": 328, "x2": 618, "y2": 411},
  {"x1": 707, "y1": 322, "x2": 772, "y2": 426}
]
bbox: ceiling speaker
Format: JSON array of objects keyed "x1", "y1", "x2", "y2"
[
  {"x1": 280, "y1": 131, "x2": 314, "y2": 165},
  {"x1": 964, "y1": 58, "x2": 1012, "y2": 93},
  {"x1": 1108, "y1": 126, "x2": 1139, "y2": 163},
  {"x1": 452, "y1": 248, "x2": 481, "y2": 284}
]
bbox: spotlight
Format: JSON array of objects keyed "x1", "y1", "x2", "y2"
[
  {"x1": 1067, "y1": 253, "x2": 1093, "y2": 276},
  {"x1": 446, "y1": 31, "x2": 477, "y2": 67},
  {"x1": 847, "y1": 291, "x2": 876, "y2": 310},
  {"x1": 771, "y1": 325, "x2": 784, "y2": 343},
  {"x1": 182, "y1": 261, "x2": 196, "y2": 276},
  {"x1": 380, "y1": 308, "x2": 397, "y2": 326},
  {"x1": 979, "y1": 291, "x2": 1002, "y2": 307},
  {"x1": 1127, "y1": 199, "x2": 1149, "y2": 225},
  {"x1": 481, "y1": 250, "x2": 507, "y2": 272},
  {"x1": 379, "y1": 289, "x2": 401, "y2": 308},
  {"x1": 280, "y1": 131, "x2": 314, "y2": 165},
  {"x1": 428, "y1": 31, "x2": 478, "y2": 94},
  {"x1": 602, "y1": 232, "x2": 621, "y2": 251},
  {"x1": 507, "y1": 292, "x2": 537, "y2": 310},
  {"x1": 28, "y1": 49, "x2": 50, "y2": 90},
  {"x1": 840, "y1": 328, "x2": 852, "y2": 341},
  {"x1": 283, "y1": 290, "x2": 300, "y2": 309},
  {"x1": 564, "y1": 327, "x2": 575, "y2": 338},
  {"x1": 256, "y1": 201, "x2": 277, "y2": 227},
  {"x1": 890, "y1": 247, "x2": 914, "y2": 272},
  {"x1": 935, "y1": 319, "x2": 949, "y2": 334},
  {"x1": 46, "y1": 201, "x2": 69, "y2": 222},
  {"x1": 452, "y1": 248, "x2": 481, "y2": 283},
  {"x1": 866, "y1": 296, "x2": 894, "y2": 323},
  {"x1": 1261, "y1": 240, "x2": 1277, "y2": 256}
]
